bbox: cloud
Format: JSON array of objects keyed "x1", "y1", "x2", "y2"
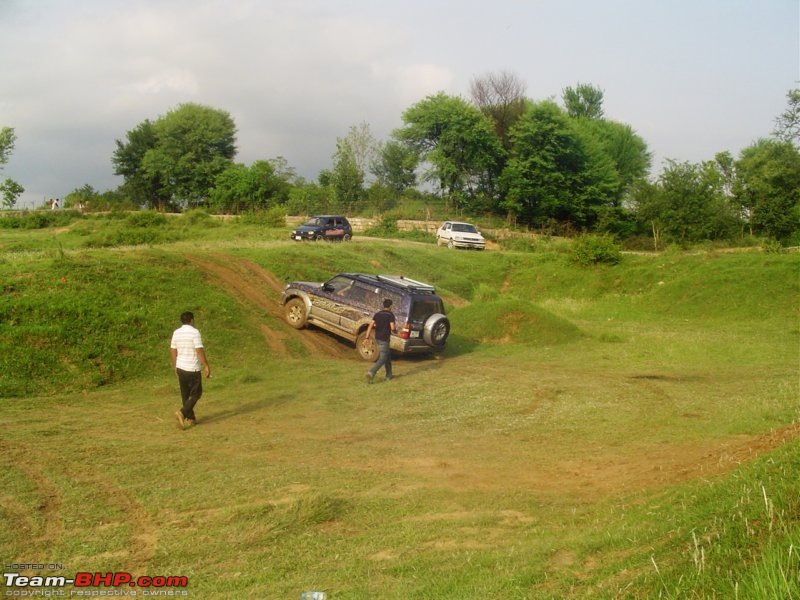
[{"x1": 1, "y1": 0, "x2": 797, "y2": 208}]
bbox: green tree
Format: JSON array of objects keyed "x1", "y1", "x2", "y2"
[
  {"x1": 632, "y1": 160, "x2": 739, "y2": 245},
  {"x1": 342, "y1": 123, "x2": 379, "y2": 185},
  {"x1": 113, "y1": 104, "x2": 237, "y2": 210},
  {"x1": 562, "y1": 83, "x2": 605, "y2": 119},
  {"x1": 0, "y1": 127, "x2": 17, "y2": 167},
  {"x1": 329, "y1": 139, "x2": 363, "y2": 213},
  {"x1": 326, "y1": 124, "x2": 383, "y2": 214},
  {"x1": 371, "y1": 140, "x2": 418, "y2": 196},
  {"x1": 285, "y1": 181, "x2": 334, "y2": 216},
  {"x1": 0, "y1": 178, "x2": 24, "y2": 209},
  {"x1": 628, "y1": 179, "x2": 664, "y2": 249},
  {"x1": 500, "y1": 100, "x2": 618, "y2": 228},
  {"x1": 209, "y1": 160, "x2": 292, "y2": 213},
  {"x1": 395, "y1": 93, "x2": 504, "y2": 213},
  {"x1": 267, "y1": 156, "x2": 300, "y2": 184},
  {"x1": 734, "y1": 139, "x2": 800, "y2": 240},
  {"x1": 0, "y1": 127, "x2": 24, "y2": 208},
  {"x1": 111, "y1": 119, "x2": 168, "y2": 209},
  {"x1": 575, "y1": 119, "x2": 651, "y2": 199},
  {"x1": 63, "y1": 184, "x2": 99, "y2": 210},
  {"x1": 772, "y1": 88, "x2": 800, "y2": 146}
]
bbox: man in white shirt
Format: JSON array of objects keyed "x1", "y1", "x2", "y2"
[{"x1": 170, "y1": 311, "x2": 211, "y2": 429}]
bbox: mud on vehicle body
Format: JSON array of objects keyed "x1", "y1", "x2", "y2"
[{"x1": 281, "y1": 273, "x2": 450, "y2": 360}]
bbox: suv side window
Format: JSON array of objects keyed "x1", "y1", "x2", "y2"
[
  {"x1": 359, "y1": 285, "x2": 401, "y2": 315},
  {"x1": 343, "y1": 281, "x2": 371, "y2": 306},
  {"x1": 325, "y1": 276, "x2": 354, "y2": 296}
]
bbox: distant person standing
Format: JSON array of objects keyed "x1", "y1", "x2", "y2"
[
  {"x1": 364, "y1": 298, "x2": 397, "y2": 383},
  {"x1": 170, "y1": 311, "x2": 211, "y2": 429}
]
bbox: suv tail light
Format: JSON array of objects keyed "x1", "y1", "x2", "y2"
[{"x1": 400, "y1": 322, "x2": 412, "y2": 339}]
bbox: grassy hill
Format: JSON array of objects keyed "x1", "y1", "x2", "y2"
[{"x1": 0, "y1": 214, "x2": 798, "y2": 598}]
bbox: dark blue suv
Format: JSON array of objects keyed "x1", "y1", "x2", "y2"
[
  {"x1": 290, "y1": 215, "x2": 353, "y2": 241},
  {"x1": 280, "y1": 273, "x2": 450, "y2": 360}
]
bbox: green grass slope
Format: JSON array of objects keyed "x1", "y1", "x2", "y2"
[{"x1": 0, "y1": 221, "x2": 798, "y2": 598}]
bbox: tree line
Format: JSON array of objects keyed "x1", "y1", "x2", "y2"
[{"x1": 4, "y1": 77, "x2": 799, "y2": 247}]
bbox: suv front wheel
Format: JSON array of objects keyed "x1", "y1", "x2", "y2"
[
  {"x1": 285, "y1": 298, "x2": 308, "y2": 329},
  {"x1": 356, "y1": 330, "x2": 377, "y2": 361},
  {"x1": 423, "y1": 313, "x2": 450, "y2": 348}
]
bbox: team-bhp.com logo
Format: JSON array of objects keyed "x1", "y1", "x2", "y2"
[{"x1": 3, "y1": 571, "x2": 189, "y2": 596}]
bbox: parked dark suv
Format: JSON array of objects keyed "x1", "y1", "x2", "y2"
[
  {"x1": 290, "y1": 215, "x2": 353, "y2": 241},
  {"x1": 280, "y1": 273, "x2": 450, "y2": 360}
]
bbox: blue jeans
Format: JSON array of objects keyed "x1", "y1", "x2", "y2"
[{"x1": 368, "y1": 340, "x2": 392, "y2": 379}]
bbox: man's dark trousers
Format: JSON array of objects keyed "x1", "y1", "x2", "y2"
[{"x1": 177, "y1": 368, "x2": 202, "y2": 420}]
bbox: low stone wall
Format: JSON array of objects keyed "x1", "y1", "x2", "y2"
[{"x1": 285, "y1": 215, "x2": 541, "y2": 239}]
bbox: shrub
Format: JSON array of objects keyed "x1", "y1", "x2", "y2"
[
  {"x1": 125, "y1": 210, "x2": 168, "y2": 228},
  {"x1": 364, "y1": 215, "x2": 399, "y2": 236},
  {"x1": 762, "y1": 238, "x2": 785, "y2": 254},
  {"x1": 180, "y1": 208, "x2": 217, "y2": 226},
  {"x1": 0, "y1": 210, "x2": 83, "y2": 229},
  {"x1": 570, "y1": 234, "x2": 622, "y2": 266},
  {"x1": 240, "y1": 206, "x2": 286, "y2": 227}
]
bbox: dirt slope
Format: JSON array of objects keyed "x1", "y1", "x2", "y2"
[{"x1": 187, "y1": 254, "x2": 355, "y2": 361}]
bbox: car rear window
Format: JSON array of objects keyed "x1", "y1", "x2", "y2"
[{"x1": 409, "y1": 297, "x2": 444, "y2": 321}]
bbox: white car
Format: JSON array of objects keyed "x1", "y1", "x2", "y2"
[{"x1": 436, "y1": 221, "x2": 486, "y2": 250}]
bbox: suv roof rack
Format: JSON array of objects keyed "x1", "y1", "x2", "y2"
[{"x1": 374, "y1": 274, "x2": 436, "y2": 293}]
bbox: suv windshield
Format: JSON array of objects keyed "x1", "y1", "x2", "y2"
[{"x1": 452, "y1": 223, "x2": 477, "y2": 233}]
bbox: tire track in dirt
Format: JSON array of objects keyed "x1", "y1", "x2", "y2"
[
  {"x1": 0, "y1": 440, "x2": 64, "y2": 555},
  {"x1": 0, "y1": 439, "x2": 156, "y2": 573},
  {"x1": 187, "y1": 254, "x2": 354, "y2": 361}
]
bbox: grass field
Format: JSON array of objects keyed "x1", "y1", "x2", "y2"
[{"x1": 1, "y1": 214, "x2": 799, "y2": 598}]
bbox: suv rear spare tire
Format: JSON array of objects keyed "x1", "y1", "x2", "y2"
[{"x1": 423, "y1": 313, "x2": 450, "y2": 348}]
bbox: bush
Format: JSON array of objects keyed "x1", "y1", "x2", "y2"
[
  {"x1": 762, "y1": 238, "x2": 785, "y2": 254},
  {"x1": 240, "y1": 206, "x2": 286, "y2": 227},
  {"x1": 0, "y1": 210, "x2": 83, "y2": 229},
  {"x1": 570, "y1": 234, "x2": 622, "y2": 266},
  {"x1": 498, "y1": 234, "x2": 571, "y2": 254},
  {"x1": 180, "y1": 208, "x2": 217, "y2": 226},
  {"x1": 364, "y1": 215, "x2": 399, "y2": 236},
  {"x1": 125, "y1": 210, "x2": 168, "y2": 228}
]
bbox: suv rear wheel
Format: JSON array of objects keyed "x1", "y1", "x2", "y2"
[
  {"x1": 285, "y1": 298, "x2": 308, "y2": 329},
  {"x1": 423, "y1": 313, "x2": 450, "y2": 348}
]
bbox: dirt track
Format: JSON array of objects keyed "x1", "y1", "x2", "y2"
[{"x1": 187, "y1": 254, "x2": 355, "y2": 361}]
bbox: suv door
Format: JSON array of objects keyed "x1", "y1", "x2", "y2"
[
  {"x1": 338, "y1": 281, "x2": 374, "y2": 332},
  {"x1": 310, "y1": 275, "x2": 353, "y2": 328}
]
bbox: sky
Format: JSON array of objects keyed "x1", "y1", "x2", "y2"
[{"x1": 1, "y1": 0, "x2": 798, "y2": 209}]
